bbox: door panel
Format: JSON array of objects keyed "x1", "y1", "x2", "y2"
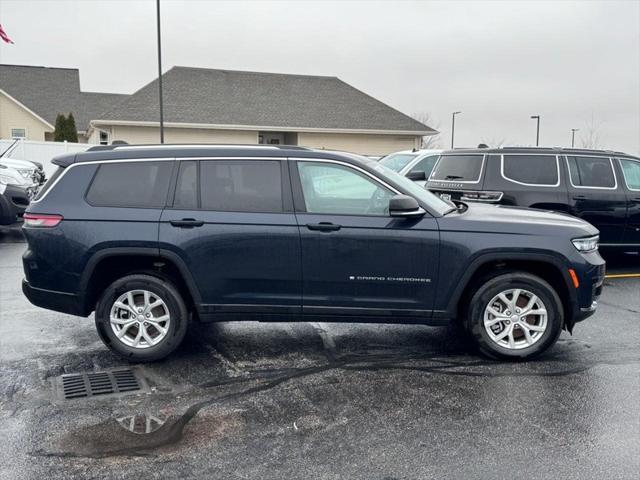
[
  {"x1": 619, "y1": 158, "x2": 640, "y2": 245},
  {"x1": 292, "y1": 160, "x2": 439, "y2": 317},
  {"x1": 564, "y1": 155, "x2": 627, "y2": 245},
  {"x1": 296, "y1": 213, "x2": 439, "y2": 315},
  {"x1": 159, "y1": 158, "x2": 301, "y2": 314},
  {"x1": 160, "y1": 210, "x2": 301, "y2": 312}
]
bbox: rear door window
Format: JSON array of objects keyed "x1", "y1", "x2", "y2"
[
  {"x1": 200, "y1": 160, "x2": 283, "y2": 212},
  {"x1": 430, "y1": 155, "x2": 484, "y2": 183},
  {"x1": 86, "y1": 161, "x2": 173, "y2": 207},
  {"x1": 502, "y1": 155, "x2": 559, "y2": 186},
  {"x1": 619, "y1": 159, "x2": 640, "y2": 190},
  {"x1": 566, "y1": 156, "x2": 616, "y2": 189}
]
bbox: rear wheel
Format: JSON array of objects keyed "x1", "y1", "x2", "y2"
[
  {"x1": 95, "y1": 274, "x2": 188, "y2": 362},
  {"x1": 466, "y1": 272, "x2": 563, "y2": 360}
]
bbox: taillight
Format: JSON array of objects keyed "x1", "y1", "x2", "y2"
[
  {"x1": 23, "y1": 213, "x2": 63, "y2": 228},
  {"x1": 460, "y1": 191, "x2": 504, "y2": 203}
]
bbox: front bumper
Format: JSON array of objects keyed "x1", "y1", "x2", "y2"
[
  {"x1": 22, "y1": 279, "x2": 84, "y2": 316},
  {"x1": 0, "y1": 184, "x2": 30, "y2": 225},
  {"x1": 572, "y1": 253, "x2": 606, "y2": 324}
]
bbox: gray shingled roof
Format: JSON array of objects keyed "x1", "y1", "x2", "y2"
[
  {"x1": 96, "y1": 67, "x2": 434, "y2": 133},
  {"x1": 0, "y1": 64, "x2": 128, "y2": 131}
]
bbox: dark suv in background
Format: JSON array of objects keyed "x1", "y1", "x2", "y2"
[
  {"x1": 22, "y1": 145, "x2": 604, "y2": 362},
  {"x1": 427, "y1": 147, "x2": 640, "y2": 250}
]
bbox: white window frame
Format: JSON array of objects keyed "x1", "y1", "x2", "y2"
[
  {"x1": 428, "y1": 154, "x2": 486, "y2": 184},
  {"x1": 10, "y1": 127, "x2": 26, "y2": 139},
  {"x1": 500, "y1": 154, "x2": 561, "y2": 187},
  {"x1": 617, "y1": 157, "x2": 640, "y2": 192},
  {"x1": 565, "y1": 155, "x2": 618, "y2": 190}
]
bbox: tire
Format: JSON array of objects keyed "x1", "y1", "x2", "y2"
[
  {"x1": 95, "y1": 274, "x2": 189, "y2": 362},
  {"x1": 466, "y1": 272, "x2": 563, "y2": 360}
]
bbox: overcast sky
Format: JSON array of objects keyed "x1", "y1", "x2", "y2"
[{"x1": 1, "y1": 0, "x2": 638, "y2": 153}]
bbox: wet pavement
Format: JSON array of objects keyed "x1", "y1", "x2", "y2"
[{"x1": 1, "y1": 224, "x2": 639, "y2": 480}]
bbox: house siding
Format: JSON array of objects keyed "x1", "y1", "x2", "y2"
[
  {"x1": 108, "y1": 125, "x2": 258, "y2": 144},
  {"x1": 297, "y1": 132, "x2": 420, "y2": 156},
  {"x1": 0, "y1": 92, "x2": 52, "y2": 141}
]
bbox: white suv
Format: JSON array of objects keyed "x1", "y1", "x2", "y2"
[{"x1": 378, "y1": 149, "x2": 442, "y2": 187}]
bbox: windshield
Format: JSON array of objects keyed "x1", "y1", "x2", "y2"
[
  {"x1": 430, "y1": 154, "x2": 485, "y2": 182},
  {"x1": 379, "y1": 153, "x2": 417, "y2": 172},
  {"x1": 372, "y1": 162, "x2": 454, "y2": 215}
]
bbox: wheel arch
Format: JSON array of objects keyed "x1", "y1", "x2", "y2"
[
  {"x1": 79, "y1": 247, "x2": 202, "y2": 315},
  {"x1": 442, "y1": 251, "x2": 577, "y2": 325}
]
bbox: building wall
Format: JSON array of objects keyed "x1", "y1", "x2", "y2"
[
  {"x1": 0, "y1": 93, "x2": 52, "y2": 141},
  {"x1": 107, "y1": 125, "x2": 258, "y2": 144},
  {"x1": 93, "y1": 124, "x2": 421, "y2": 156},
  {"x1": 297, "y1": 132, "x2": 420, "y2": 155}
]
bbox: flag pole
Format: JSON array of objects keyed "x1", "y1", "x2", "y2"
[{"x1": 156, "y1": 0, "x2": 165, "y2": 144}]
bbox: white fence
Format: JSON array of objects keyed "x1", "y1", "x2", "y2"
[{"x1": 0, "y1": 139, "x2": 91, "y2": 176}]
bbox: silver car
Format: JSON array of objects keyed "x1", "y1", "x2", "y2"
[{"x1": 378, "y1": 149, "x2": 442, "y2": 187}]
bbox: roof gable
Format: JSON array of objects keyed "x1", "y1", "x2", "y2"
[
  {"x1": 97, "y1": 67, "x2": 434, "y2": 134},
  {"x1": 0, "y1": 64, "x2": 128, "y2": 131}
]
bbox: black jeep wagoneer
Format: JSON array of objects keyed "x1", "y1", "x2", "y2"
[{"x1": 22, "y1": 145, "x2": 605, "y2": 361}]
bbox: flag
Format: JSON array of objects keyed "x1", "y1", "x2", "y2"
[{"x1": 0, "y1": 24, "x2": 14, "y2": 44}]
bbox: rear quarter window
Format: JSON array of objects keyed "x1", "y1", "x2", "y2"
[
  {"x1": 430, "y1": 154, "x2": 484, "y2": 183},
  {"x1": 33, "y1": 166, "x2": 65, "y2": 201},
  {"x1": 86, "y1": 161, "x2": 173, "y2": 208},
  {"x1": 502, "y1": 155, "x2": 559, "y2": 186}
]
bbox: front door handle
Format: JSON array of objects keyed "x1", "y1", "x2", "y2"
[
  {"x1": 631, "y1": 197, "x2": 640, "y2": 203},
  {"x1": 170, "y1": 218, "x2": 204, "y2": 228},
  {"x1": 306, "y1": 222, "x2": 341, "y2": 232},
  {"x1": 573, "y1": 195, "x2": 587, "y2": 200}
]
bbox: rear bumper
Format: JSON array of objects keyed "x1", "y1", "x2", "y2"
[{"x1": 22, "y1": 279, "x2": 85, "y2": 316}]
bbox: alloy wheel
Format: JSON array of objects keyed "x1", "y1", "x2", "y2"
[
  {"x1": 483, "y1": 288, "x2": 548, "y2": 350},
  {"x1": 109, "y1": 290, "x2": 171, "y2": 349}
]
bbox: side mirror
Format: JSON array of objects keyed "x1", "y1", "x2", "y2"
[
  {"x1": 389, "y1": 195, "x2": 426, "y2": 218},
  {"x1": 406, "y1": 170, "x2": 427, "y2": 181}
]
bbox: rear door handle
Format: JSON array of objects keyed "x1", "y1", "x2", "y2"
[
  {"x1": 170, "y1": 218, "x2": 204, "y2": 228},
  {"x1": 306, "y1": 222, "x2": 341, "y2": 232}
]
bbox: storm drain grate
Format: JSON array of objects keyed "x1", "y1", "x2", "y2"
[{"x1": 57, "y1": 369, "x2": 145, "y2": 400}]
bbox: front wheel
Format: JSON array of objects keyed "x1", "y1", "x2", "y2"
[
  {"x1": 466, "y1": 272, "x2": 563, "y2": 360},
  {"x1": 95, "y1": 274, "x2": 189, "y2": 362}
]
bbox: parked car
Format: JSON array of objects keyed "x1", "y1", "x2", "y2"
[
  {"x1": 379, "y1": 149, "x2": 442, "y2": 187},
  {"x1": 0, "y1": 177, "x2": 30, "y2": 225},
  {"x1": 0, "y1": 157, "x2": 46, "y2": 189},
  {"x1": 22, "y1": 145, "x2": 604, "y2": 361},
  {"x1": 427, "y1": 147, "x2": 640, "y2": 251}
]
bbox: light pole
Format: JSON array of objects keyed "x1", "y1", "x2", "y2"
[
  {"x1": 156, "y1": 0, "x2": 164, "y2": 144},
  {"x1": 571, "y1": 128, "x2": 579, "y2": 148},
  {"x1": 451, "y1": 111, "x2": 461, "y2": 149},
  {"x1": 530, "y1": 115, "x2": 540, "y2": 146}
]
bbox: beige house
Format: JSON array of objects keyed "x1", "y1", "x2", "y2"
[{"x1": 1, "y1": 64, "x2": 436, "y2": 155}]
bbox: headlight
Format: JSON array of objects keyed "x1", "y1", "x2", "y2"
[
  {"x1": 572, "y1": 235, "x2": 599, "y2": 253},
  {"x1": 17, "y1": 169, "x2": 33, "y2": 178}
]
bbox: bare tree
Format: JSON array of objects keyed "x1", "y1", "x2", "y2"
[
  {"x1": 412, "y1": 112, "x2": 441, "y2": 149},
  {"x1": 579, "y1": 113, "x2": 603, "y2": 149}
]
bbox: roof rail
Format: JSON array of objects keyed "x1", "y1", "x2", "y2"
[{"x1": 85, "y1": 143, "x2": 311, "y2": 152}]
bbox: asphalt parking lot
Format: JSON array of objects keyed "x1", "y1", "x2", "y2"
[{"x1": 1, "y1": 224, "x2": 639, "y2": 480}]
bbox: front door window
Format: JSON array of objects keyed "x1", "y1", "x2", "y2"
[{"x1": 297, "y1": 161, "x2": 394, "y2": 215}]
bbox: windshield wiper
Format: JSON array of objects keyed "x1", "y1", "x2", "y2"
[{"x1": 444, "y1": 175, "x2": 464, "y2": 180}]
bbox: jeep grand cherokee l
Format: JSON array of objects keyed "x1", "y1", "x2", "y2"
[
  {"x1": 427, "y1": 147, "x2": 640, "y2": 250},
  {"x1": 22, "y1": 145, "x2": 605, "y2": 361}
]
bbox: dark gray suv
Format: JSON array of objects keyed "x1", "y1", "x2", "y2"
[{"x1": 22, "y1": 145, "x2": 605, "y2": 362}]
